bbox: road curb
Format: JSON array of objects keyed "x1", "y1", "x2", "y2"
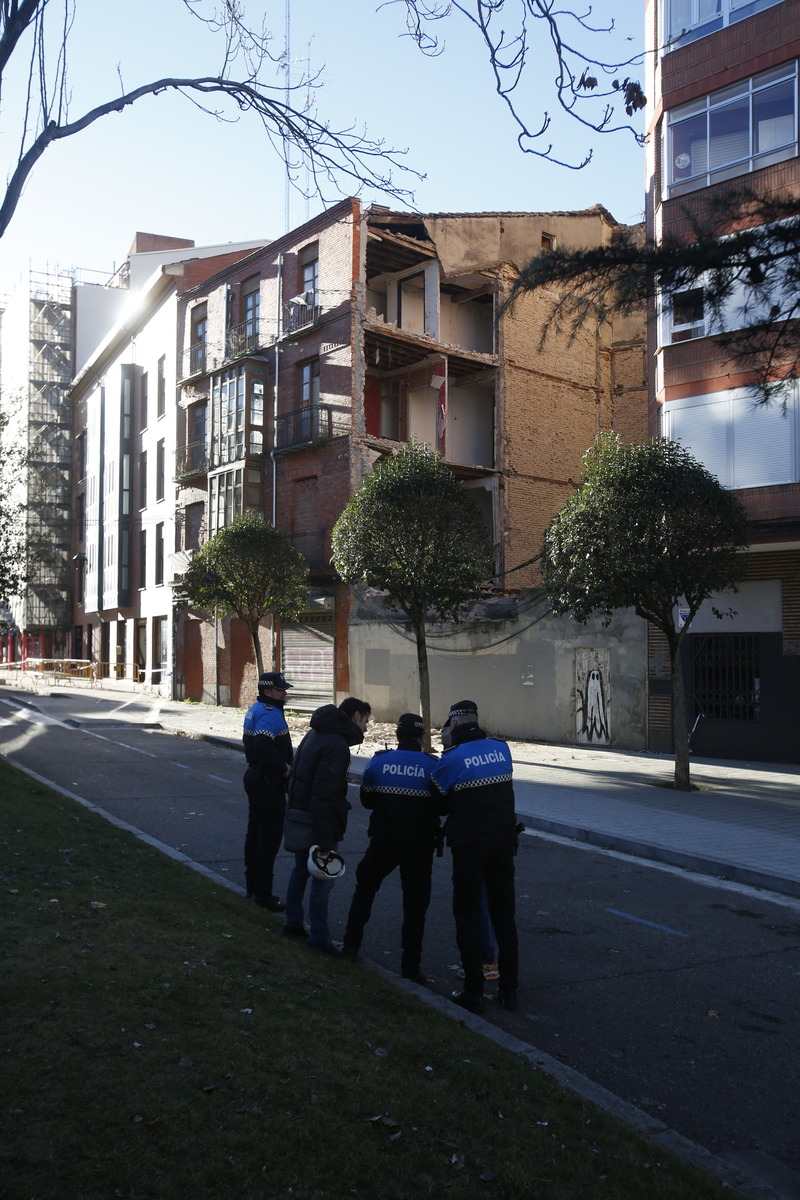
[{"x1": 518, "y1": 814, "x2": 800, "y2": 901}]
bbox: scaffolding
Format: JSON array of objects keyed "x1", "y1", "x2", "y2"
[{"x1": 22, "y1": 271, "x2": 74, "y2": 636}]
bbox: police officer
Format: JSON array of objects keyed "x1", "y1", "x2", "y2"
[
  {"x1": 242, "y1": 671, "x2": 294, "y2": 911},
  {"x1": 342, "y1": 713, "x2": 441, "y2": 983},
  {"x1": 430, "y1": 700, "x2": 519, "y2": 1013}
]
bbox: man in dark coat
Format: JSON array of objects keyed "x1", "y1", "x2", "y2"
[
  {"x1": 341, "y1": 713, "x2": 441, "y2": 983},
  {"x1": 242, "y1": 671, "x2": 295, "y2": 911},
  {"x1": 282, "y1": 696, "x2": 370, "y2": 953},
  {"x1": 430, "y1": 699, "x2": 519, "y2": 1014}
]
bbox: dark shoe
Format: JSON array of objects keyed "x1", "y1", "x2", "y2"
[
  {"x1": 340, "y1": 945, "x2": 359, "y2": 962},
  {"x1": 452, "y1": 990, "x2": 485, "y2": 1015},
  {"x1": 498, "y1": 987, "x2": 518, "y2": 1012},
  {"x1": 305, "y1": 939, "x2": 342, "y2": 957},
  {"x1": 402, "y1": 969, "x2": 430, "y2": 986},
  {"x1": 281, "y1": 923, "x2": 308, "y2": 939},
  {"x1": 254, "y1": 894, "x2": 286, "y2": 913}
]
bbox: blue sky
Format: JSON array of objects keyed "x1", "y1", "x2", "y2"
[{"x1": 0, "y1": 0, "x2": 645, "y2": 294}]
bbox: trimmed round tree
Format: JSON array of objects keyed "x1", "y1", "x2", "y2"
[
  {"x1": 541, "y1": 433, "x2": 749, "y2": 791},
  {"x1": 176, "y1": 511, "x2": 309, "y2": 677},
  {"x1": 332, "y1": 443, "x2": 494, "y2": 746}
]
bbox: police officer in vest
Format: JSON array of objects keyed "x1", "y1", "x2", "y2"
[
  {"x1": 242, "y1": 671, "x2": 295, "y2": 911},
  {"x1": 342, "y1": 713, "x2": 441, "y2": 983},
  {"x1": 430, "y1": 699, "x2": 519, "y2": 1014}
]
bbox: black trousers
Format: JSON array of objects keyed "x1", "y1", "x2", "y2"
[
  {"x1": 343, "y1": 838, "x2": 434, "y2": 973},
  {"x1": 243, "y1": 779, "x2": 286, "y2": 901},
  {"x1": 451, "y1": 833, "x2": 518, "y2": 997}
]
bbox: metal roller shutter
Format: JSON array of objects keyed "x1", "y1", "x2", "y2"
[{"x1": 281, "y1": 613, "x2": 334, "y2": 712}]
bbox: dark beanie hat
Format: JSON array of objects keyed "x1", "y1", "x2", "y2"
[{"x1": 396, "y1": 712, "x2": 424, "y2": 738}]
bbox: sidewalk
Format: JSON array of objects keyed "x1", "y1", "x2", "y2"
[{"x1": 47, "y1": 680, "x2": 799, "y2": 904}]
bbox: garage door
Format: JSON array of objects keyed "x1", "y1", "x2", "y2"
[{"x1": 281, "y1": 612, "x2": 334, "y2": 712}]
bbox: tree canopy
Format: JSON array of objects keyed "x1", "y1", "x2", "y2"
[
  {"x1": 332, "y1": 442, "x2": 493, "y2": 744},
  {"x1": 541, "y1": 433, "x2": 749, "y2": 789},
  {"x1": 175, "y1": 510, "x2": 308, "y2": 676},
  {"x1": 507, "y1": 189, "x2": 800, "y2": 407}
]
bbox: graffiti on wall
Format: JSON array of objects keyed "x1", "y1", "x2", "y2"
[{"x1": 576, "y1": 649, "x2": 610, "y2": 745}]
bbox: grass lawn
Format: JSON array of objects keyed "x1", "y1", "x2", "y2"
[{"x1": 0, "y1": 758, "x2": 741, "y2": 1200}]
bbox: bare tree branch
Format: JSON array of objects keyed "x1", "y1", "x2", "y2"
[
  {"x1": 0, "y1": 1, "x2": 423, "y2": 242},
  {"x1": 388, "y1": 0, "x2": 645, "y2": 168}
]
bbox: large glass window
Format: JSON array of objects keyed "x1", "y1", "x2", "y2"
[
  {"x1": 666, "y1": 0, "x2": 782, "y2": 50},
  {"x1": 190, "y1": 305, "x2": 207, "y2": 374},
  {"x1": 666, "y1": 62, "x2": 797, "y2": 196},
  {"x1": 300, "y1": 243, "x2": 319, "y2": 306},
  {"x1": 243, "y1": 278, "x2": 260, "y2": 341},
  {"x1": 211, "y1": 365, "x2": 246, "y2": 466},
  {"x1": 210, "y1": 468, "x2": 243, "y2": 533}
]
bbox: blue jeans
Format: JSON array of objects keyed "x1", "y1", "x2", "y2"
[{"x1": 285, "y1": 849, "x2": 337, "y2": 945}]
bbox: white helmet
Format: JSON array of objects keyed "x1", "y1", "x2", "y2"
[{"x1": 307, "y1": 845, "x2": 346, "y2": 882}]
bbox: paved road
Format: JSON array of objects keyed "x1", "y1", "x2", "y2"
[{"x1": 2, "y1": 685, "x2": 799, "y2": 1200}]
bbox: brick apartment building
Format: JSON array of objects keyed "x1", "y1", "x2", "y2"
[
  {"x1": 172, "y1": 199, "x2": 648, "y2": 742},
  {"x1": 645, "y1": 0, "x2": 800, "y2": 760}
]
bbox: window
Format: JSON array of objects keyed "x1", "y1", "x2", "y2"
[
  {"x1": 250, "y1": 378, "x2": 264, "y2": 427},
  {"x1": 300, "y1": 243, "x2": 319, "y2": 306},
  {"x1": 666, "y1": 0, "x2": 783, "y2": 50},
  {"x1": 210, "y1": 468, "x2": 243, "y2": 533},
  {"x1": 243, "y1": 278, "x2": 260, "y2": 341},
  {"x1": 299, "y1": 359, "x2": 320, "y2": 408},
  {"x1": 665, "y1": 62, "x2": 797, "y2": 197},
  {"x1": 139, "y1": 529, "x2": 147, "y2": 589},
  {"x1": 155, "y1": 522, "x2": 165, "y2": 586},
  {"x1": 297, "y1": 359, "x2": 320, "y2": 442},
  {"x1": 190, "y1": 305, "x2": 207, "y2": 374},
  {"x1": 693, "y1": 634, "x2": 761, "y2": 720},
  {"x1": 139, "y1": 450, "x2": 147, "y2": 509},
  {"x1": 156, "y1": 439, "x2": 165, "y2": 502},
  {"x1": 541, "y1": 232, "x2": 556, "y2": 251},
  {"x1": 157, "y1": 355, "x2": 166, "y2": 418},
  {"x1": 663, "y1": 386, "x2": 800, "y2": 488},
  {"x1": 140, "y1": 371, "x2": 149, "y2": 430},
  {"x1": 669, "y1": 286, "x2": 706, "y2": 342},
  {"x1": 211, "y1": 365, "x2": 246, "y2": 466},
  {"x1": 76, "y1": 432, "x2": 86, "y2": 481}
]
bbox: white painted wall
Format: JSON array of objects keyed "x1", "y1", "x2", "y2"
[{"x1": 347, "y1": 598, "x2": 648, "y2": 748}]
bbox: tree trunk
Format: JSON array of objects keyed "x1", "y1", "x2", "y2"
[
  {"x1": 670, "y1": 641, "x2": 691, "y2": 791},
  {"x1": 249, "y1": 621, "x2": 265, "y2": 677},
  {"x1": 412, "y1": 614, "x2": 432, "y2": 753}
]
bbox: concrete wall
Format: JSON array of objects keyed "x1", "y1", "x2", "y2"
[{"x1": 346, "y1": 596, "x2": 648, "y2": 749}]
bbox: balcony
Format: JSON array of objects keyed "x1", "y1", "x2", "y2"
[
  {"x1": 288, "y1": 531, "x2": 330, "y2": 572},
  {"x1": 275, "y1": 405, "x2": 350, "y2": 451},
  {"x1": 181, "y1": 340, "x2": 208, "y2": 380},
  {"x1": 283, "y1": 299, "x2": 321, "y2": 336},
  {"x1": 175, "y1": 440, "x2": 209, "y2": 480},
  {"x1": 225, "y1": 319, "x2": 265, "y2": 360}
]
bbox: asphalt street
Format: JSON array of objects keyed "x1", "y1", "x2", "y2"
[{"x1": 2, "y1": 686, "x2": 799, "y2": 1200}]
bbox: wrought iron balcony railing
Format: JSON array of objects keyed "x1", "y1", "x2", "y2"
[
  {"x1": 274, "y1": 404, "x2": 350, "y2": 451},
  {"x1": 175, "y1": 439, "x2": 209, "y2": 480},
  {"x1": 225, "y1": 320, "x2": 264, "y2": 360},
  {"x1": 283, "y1": 300, "x2": 321, "y2": 336}
]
